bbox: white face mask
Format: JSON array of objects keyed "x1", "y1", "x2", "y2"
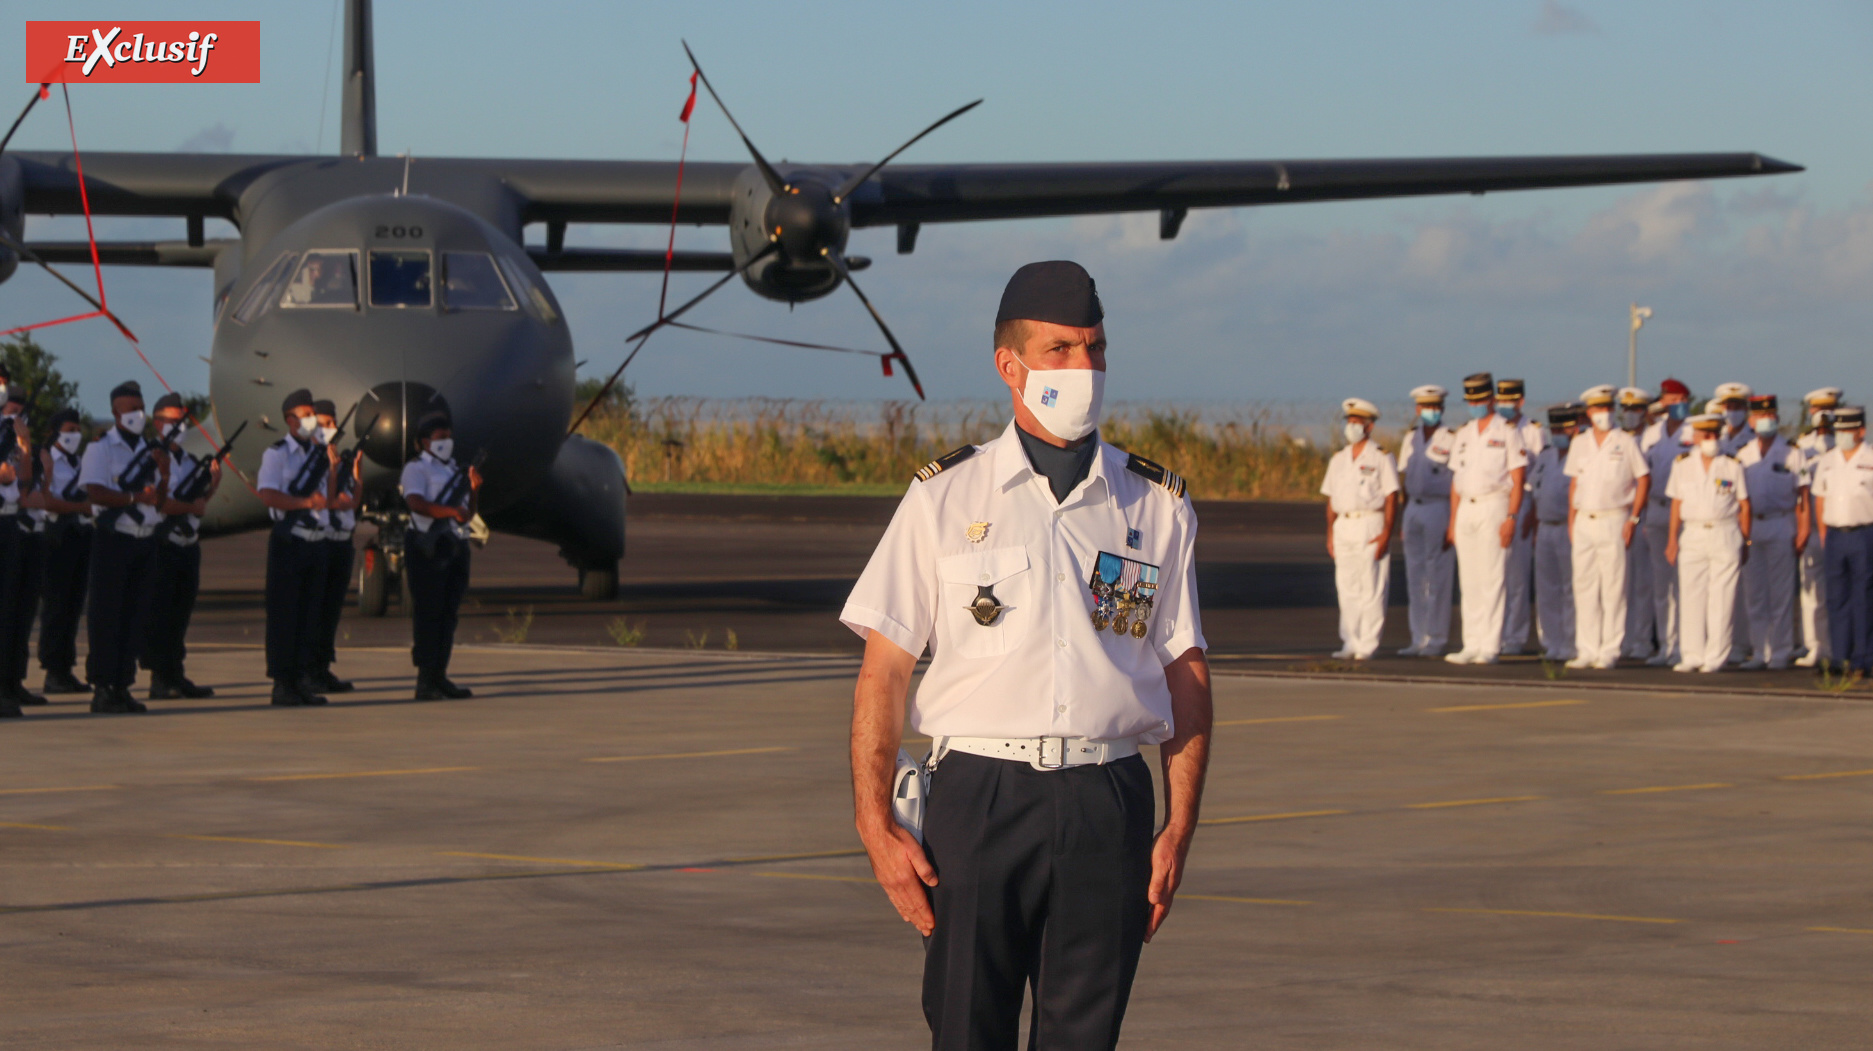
[
  {"x1": 1698, "y1": 438, "x2": 1720, "y2": 456},
  {"x1": 1588, "y1": 409, "x2": 1612, "y2": 432},
  {"x1": 118, "y1": 410, "x2": 146, "y2": 434},
  {"x1": 318, "y1": 425, "x2": 339, "y2": 445},
  {"x1": 1620, "y1": 409, "x2": 1645, "y2": 431},
  {"x1": 1841, "y1": 431, "x2": 1863, "y2": 453},
  {"x1": 1017, "y1": 359, "x2": 1104, "y2": 443},
  {"x1": 1724, "y1": 409, "x2": 1747, "y2": 429},
  {"x1": 1343, "y1": 421, "x2": 1369, "y2": 444},
  {"x1": 55, "y1": 431, "x2": 81, "y2": 454},
  {"x1": 161, "y1": 419, "x2": 188, "y2": 442},
  {"x1": 428, "y1": 438, "x2": 454, "y2": 461},
  {"x1": 293, "y1": 414, "x2": 319, "y2": 439}
]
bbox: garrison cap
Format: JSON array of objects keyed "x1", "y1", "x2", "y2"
[
  {"x1": 1495, "y1": 378, "x2": 1526, "y2": 400},
  {"x1": 1410, "y1": 384, "x2": 1447, "y2": 403},
  {"x1": 995, "y1": 261, "x2": 1104, "y2": 328},
  {"x1": 1834, "y1": 405, "x2": 1866, "y2": 429},
  {"x1": 1659, "y1": 377, "x2": 1691, "y2": 397},
  {"x1": 47, "y1": 407, "x2": 81, "y2": 431},
  {"x1": 281, "y1": 388, "x2": 315, "y2": 415},
  {"x1": 1712, "y1": 381, "x2": 1752, "y2": 404},
  {"x1": 1748, "y1": 393, "x2": 1778, "y2": 413},
  {"x1": 109, "y1": 380, "x2": 142, "y2": 403},
  {"x1": 1580, "y1": 384, "x2": 1616, "y2": 407},
  {"x1": 1688, "y1": 412, "x2": 1724, "y2": 432},
  {"x1": 414, "y1": 411, "x2": 452, "y2": 440},
  {"x1": 1342, "y1": 397, "x2": 1379, "y2": 420},
  {"x1": 312, "y1": 398, "x2": 337, "y2": 418},
  {"x1": 1618, "y1": 386, "x2": 1651, "y2": 408},
  {"x1": 1805, "y1": 387, "x2": 1843, "y2": 407},
  {"x1": 1547, "y1": 403, "x2": 1581, "y2": 426},
  {"x1": 1462, "y1": 373, "x2": 1494, "y2": 401},
  {"x1": 152, "y1": 392, "x2": 185, "y2": 414}
]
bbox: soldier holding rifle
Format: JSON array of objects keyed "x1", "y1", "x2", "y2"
[
  {"x1": 257, "y1": 389, "x2": 335, "y2": 708},
  {"x1": 38, "y1": 408, "x2": 92, "y2": 697},
  {"x1": 399, "y1": 412, "x2": 480, "y2": 701},
  {"x1": 140, "y1": 393, "x2": 227, "y2": 700},
  {"x1": 310, "y1": 399, "x2": 361, "y2": 694},
  {"x1": 80, "y1": 381, "x2": 166, "y2": 714},
  {"x1": 0, "y1": 383, "x2": 44, "y2": 714}
]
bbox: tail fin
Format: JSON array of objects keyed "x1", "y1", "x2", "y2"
[{"x1": 340, "y1": 0, "x2": 376, "y2": 156}]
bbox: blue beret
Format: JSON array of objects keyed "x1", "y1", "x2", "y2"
[
  {"x1": 109, "y1": 380, "x2": 142, "y2": 402},
  {"x1": 281, "y1": 388, "x2": 314, "y2": 415},
  {"x1": 995, "y1": 260, "x2": 1104, "y2": 329}
]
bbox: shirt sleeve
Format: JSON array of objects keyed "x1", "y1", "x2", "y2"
[
  {"x1": 398, "y1": 460, "x2": 424, "y2": 498},
  {"x1": 1791, "y1": 448, "x2": 1810, "y2": 487},
  {"x1": 257, "y1": 446, "x2": 286, "y2": 493},
  {"x1": 1505, "y1": 424, "x2": 1529, "y2": 471},
  {"x1": 1318, "y1": 454, "x2": 1339, "y2": 498},
  {"x1": 1629, "y1": 438, "x2": 1650, "y2": 477},
  {"x1": 1733, "y1": 463, "x2": 1749, "y2": 502},
  {"x1": 840, "y1": 482, "x2": 939, "y2": 658},
  {"x1": 1563, "y1": 440, "x2": 1584, "y2": 479},
  {"x1": 77, "y1": 442, "x2": 109, "y2": 489},
  {"x1": 1379, "y1": 453, "x2": 1400, "y2": 496},
  {"x1": 1397, "y1": 435, "x2": 1416, "y2": 475},
  {"x1": 1665, "y1": 461, "x2": 1685, "y2": 501},
  {"x1": 1153, "y1": 497, "x2": 1207, "y2": 665}
]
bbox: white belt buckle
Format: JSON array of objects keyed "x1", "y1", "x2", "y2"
[{"x1": 1037, "y1": 736, "x2": 1068, "y2": 770}]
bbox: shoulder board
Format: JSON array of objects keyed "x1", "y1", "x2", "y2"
[
  {"x1": 1126, "y1": 453, "x2": 1187, "y2": 500},
  {"x1": 1675, "y1": 451, "x2": 1691, "y2": 461},
  {"x1": 269, "y1": 437, "x2": 290, "y2": 450},
  {"x1": 913, "y1": 444, "x2": 977, "y2": 483}
]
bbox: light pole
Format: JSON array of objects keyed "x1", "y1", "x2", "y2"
[{"x1": 1627, "y1": 303, "x2": 1653, "y2": 389}]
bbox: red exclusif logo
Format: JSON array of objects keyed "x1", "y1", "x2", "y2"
[{"x1": 25, "y1": 22, "x2": 260, "y2": 84}]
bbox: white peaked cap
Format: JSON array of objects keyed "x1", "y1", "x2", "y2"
[{"x1": 1343, "y1": 397, "x2": 1379, "y2": 420}]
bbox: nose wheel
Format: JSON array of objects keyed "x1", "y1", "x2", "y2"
[
  {"x1": 357, "y1": 515, "x2": 411, "y2": 617},
  {"x1": 579, "y1": 562, "x2": 619, "y2": 601}
]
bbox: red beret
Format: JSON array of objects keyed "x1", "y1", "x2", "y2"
[{"x1": 1659, "y1": 377, "x2": 1690, "y2": 397}]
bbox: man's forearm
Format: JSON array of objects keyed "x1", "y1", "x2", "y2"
[
  {"x1": 1160, "y1": 648, "x2": 1213, "y2": 834},
  {"x1": 851, "y1": 633, "x2": 916, "y2": 836}
]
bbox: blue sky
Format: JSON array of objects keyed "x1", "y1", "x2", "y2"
[{"x1": 5, "y1": 0, "x2": 1871, "y2": 415}]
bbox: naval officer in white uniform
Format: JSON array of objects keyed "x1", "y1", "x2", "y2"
[
  {"x1": 1795, "y1": 387, "x2": 1842, "y2": 667},
  {"x1": 1397, "y1": 385, "x2": 1456, "y2": 656},
  {"x1": 1321, "y1": 398, "x2": 1399, "y2": 660},
  {"x1": 1565, "y1": 386, "x2": 1651, "y2": 669},
  {"x1": 1666, "y1": 413, "x2": 1752, "y2": 673},
  {"x1": 1443, "y1": 373, "x2": 1528, "y2": 665}
]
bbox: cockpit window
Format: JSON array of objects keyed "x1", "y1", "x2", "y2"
[
  {"x1": 369, "y1": 250, "x2": 433, "y2": 309},
  {"x1": 442, "y1": 252, "x2": 516, "y2": 311},
  {"x1": 230, "y1": 252, "x2": 298, "y2": 324},
  {"x1": 496, "y1": 254, "x2": 560, "y2": 324},
  {"x1": 280, "y1": 250, "x2": 359, "y2": 309}
]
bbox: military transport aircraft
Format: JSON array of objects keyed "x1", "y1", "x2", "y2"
[{"x1": 0, "y1": 0, "x2": 1799, "y2": 610}]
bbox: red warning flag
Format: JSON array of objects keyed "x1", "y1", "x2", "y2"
[{"x1": 678, "y1": 71, "x2": 699, "y2": 123}]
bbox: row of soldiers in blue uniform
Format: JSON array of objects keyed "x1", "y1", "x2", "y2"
[{"x1": 0, "y1": 381, "x2": 480, "y2": 718}]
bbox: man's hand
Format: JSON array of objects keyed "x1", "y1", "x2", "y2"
[
  {"x1": 1146, "y1": 825, "x2": 1193, "y2": 942},
  {"x1": 1325, "y1": 530, "x2": 1335, "y2": 560},
  {"x1": 1370, "y1": 530, "x2": 1389, "y2": 561},
  {"x1": 1498, "y1": 516, "x2": 1515, "y2": 549},
  {"x1": 1443, "y1": 522, "x2": 1456, "y2": 550},
  {"x1": 306, "y1": 491, "x2": 327, "y2": 511},
  {"x1": 860, "y1": 822, "x2": 937, "y2": 936},
  {"x1": 134, "y1": 485, "x2": 162, "y2": 507},
  {"x1": 1666, "y1": 537, "x2": 1679, "y2": 566},
  {"x1": 468, "y1": 466, "x2": 483, "y2": 491},
  {"x1": 1622, "y1": 520, "x2": 1636, "y2": 549},
  {"x1": 1740, "y1": 542, "x2": 1751, "y2": 567}
]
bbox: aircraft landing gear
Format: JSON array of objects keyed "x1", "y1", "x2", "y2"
[
  {"x1": 358, "y1": 514, "x2": 409, "y2": 618},
  {"x1": 579, "y1": 562, "x2": 619, "y2": 601}
]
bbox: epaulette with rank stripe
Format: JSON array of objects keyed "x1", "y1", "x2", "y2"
[
  {"x1": 1125, "y1": 453, "x2": 1187, "y2": 499},
  {"x1": 913, "y1": 444, "x2": 977, "y2": 482}
]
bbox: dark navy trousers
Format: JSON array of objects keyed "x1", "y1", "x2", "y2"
[{"x1": 1824, "y1": 524, "x2": 1873, "y2": 671}]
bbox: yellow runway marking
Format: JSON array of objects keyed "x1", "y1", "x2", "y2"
[
  {"x1": 1200, "y1": 809, "x2": 1350, "y2": 826},
  {"x1": 1182, "y1": 894, "x2": 1313, "y2": 906},
  {"x1": 1215, "y1": 715, "x2": 1344, "y2": 727},
  {"x1": 584, "y1": 747, "x2": 792, "y2": 763},
  {"x1": 0, "y1": 784, "x2": 119, "y2": 796},
  {"x1": 1808, "y1": 926, "x2": 1873, "y2": 935},
  {"x1": 0, "y1": 822, "x2": 67, "y2": 831},
  {"x1": 435, "y1": 851, "x2": 644, "y2": 869},
  {"x1": 756, "y1": 872, "x2": 876, "y2": 884},
  {"x1": 1408, "y1": 796, "x2": 1545, "y2": 809},
  {"x1": 1600, "y1": 783, "x2": 1733, "y2": 795},
  {"x1": 1426, "y1": 907, "x2": 1682, "y2": 925},
  {"x1": 722, "y1": 848, "x2": 868, "y2": 864},
  {"x1": 173, "y1": 835, "x2": 344, "y2": 849},
  {"x1": 1428, "y1": 700, "x2": 1587, "y2": 713},
  {"x1": 1779, "y1": 769, "x2": 1873, "y2": 781},
  {"x1": 248, "y1": 766, "x2": 478, "y2": 782}
]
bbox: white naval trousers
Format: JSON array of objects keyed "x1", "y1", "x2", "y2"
[
  {"x1": 1799, "y1": 541, "x2": 1831, "y2": 663},
  {"x1": 1502, "y1": 503, "x2": 1535, "y2": 654},
  {"x1": 1743, "y1": 513, "x2": 1799, "y2": 666},
  {"x1": 1402, "y1": 497, "x2": 1454, "y2": 653},
  {"x1": 1678, "y1": 519, "x2": 1744, "y2": 672},
  {"x1": 1332, "y1": 511, "x2": 1389, "y2": 658},
  {"x1": 1453, "y1": 492, "x2": 1510, "y2": 659},
  {"x1": 1571, "y1": 510, "x2": 1630, "y2": 665},
  {"x1": 1624, "y1": 526, "x2": 1657, "y2": 657},
  {"x1": 1533, "y1": 521, "x2": 1575, "y2": 659},
  {"x1": 1644, "y1": 515, "x2": 1680, "y2": 665}
]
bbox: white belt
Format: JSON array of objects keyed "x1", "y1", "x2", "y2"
[
  {"x1": 1336, "y1": 509, "x2": 1379, "y2": 519},
  {"x1": 940, "y1": 735, "x2": 1140, "y2": 772}
]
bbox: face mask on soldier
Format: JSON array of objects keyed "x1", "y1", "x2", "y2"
[
  {"x1": 1698, "y1": 437, "x2": 1720, "y2": 456},
  {"x1": 318, "y1": 425, "x2": 338, "y2": 445},
  {"x1": 1343, "y1": 421, "x2": 1368, "y2": 444},
  {"x1": 56, "y1": 431, "x2": 81, "y2": 454},
  {"x1": 1841, "y1": 431, "x2": 1864, "y2": 453},
  {"x1": 428, "y1": 438, "x2": 455, "y2": 461},
  {"x1": 1016, "y1": 356, "x2": 1104, "y2": 442},
  {"x1": 1620, "y1": 408, "x2": 1645, "y2": 431},
  {"x1": 1588, "y1": 409, "x2": 1612, "y2": 432},
  {"x1": 1752, "y1": 417, "x2": 1777, "y2": 436},
  {"x1": 1667, "y1": 402, "x2": 1690, "y2": 421},
  {"x1": 294, "y1": 414, "x2": 319, "y2": 439},
  {"x1": 1724, "y1": 408, "x2": 1747, "y2": 429},
  {"x1": 118, "y1": 409, "x2": 146, "y2": 434},
  {"x1": 1418, "y1": 407, "x2": 1442, "y2": 427}
]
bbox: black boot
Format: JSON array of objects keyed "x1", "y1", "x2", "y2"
[
  {"x1": 311, "y1": 668, "x2": 353, "y2": 694},
  {"x1": 294, "y1": 677, "x2": 330, "y2": 706},
  {"x1": 14, "y1": 681, "x2": 46, "y2": 706},
  {"x1": 114, "y1": 685, "x2": 148, "y2": 713},
  {"x1": 413, "y1": 670, "x2": 448, "y2": 701},
  {"x1": 437, "y1": 676, "x2": 473, "y2": 700},
  {"x1": 91, "y1": 685, "x2": 132, "y2": 714},
  {"x1": 42, "y1": 668, "x2": 85, "y2": 694},
  {"x1": 0, "y1": 689, "x2": 20, "y2": 718},
  {"x1": 175, "y1": 676, "x2": 215, "y2": 699},
  {"x1": 147, "y1": 673, "x2": 184, "y2": 701},
  {"x1": 271, "y1": 678, "x2": 307, "y2": 707}
]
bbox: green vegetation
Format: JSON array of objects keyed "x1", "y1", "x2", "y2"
[{"x1": 0, "y1": 333, "x2": 82, "y2": 443}]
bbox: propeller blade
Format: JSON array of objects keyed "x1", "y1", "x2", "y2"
[
  {"x1": 826, "y1": 252, "x2": 924, "y2": 400},
  {"x1": 682, "y1": 41, "x2": 788, "y2": 196},
  {"x1": 833, "y1": 99, "x2": 982, "y2": 204},
  {"x1": 568, "y1": 242, "x2": 780, "y2": 434}
]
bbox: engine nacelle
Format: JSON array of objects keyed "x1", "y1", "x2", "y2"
[
  {"x1": 727, "y1": 165, "x2": 850, "y2": 303},
  {"x1": 0, "y1": 156, "x2": 22, "y2": 286}
]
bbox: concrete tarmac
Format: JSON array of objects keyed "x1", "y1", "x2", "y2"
[{"x1": 5, "y1": 645, "x2": 1873, "y2": 1048}]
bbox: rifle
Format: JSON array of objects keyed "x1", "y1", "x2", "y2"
[
  {"x1": 331, "y1": 412, "x2": 378, "y2": 503},
  {"x1": 408, "y1": 448, "x2": 485, "y2": 560},
  {"x1": 171, "y1": 420, "x2": 247, "y2": 505},
  {"x1": 0, "y1": 381, "x2": 38, "y2": 467}
]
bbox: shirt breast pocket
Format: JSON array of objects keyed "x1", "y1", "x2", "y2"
[{"x1": 936, "y1": 546, "x2": 1032, "y2": 660}]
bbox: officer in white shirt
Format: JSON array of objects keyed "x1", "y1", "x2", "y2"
[
  {"x1": 1495, "y1": 379, "x2": 1544, "y2": 656},
  {"x1": 1443, "y1": 372, "x2": 1528, "y2": 665},
  {"x1": 1321, "y1": 398, "x2": 1399, "y2": 660},
  {"x1": 80, "y1": 380, "x2": 165, "y2": 714},
  {"x1": 844, "y1": 262, "x2": 1211, "y2": 1051},
  {"x1": 1565, "y1": 386, "x2": 1651, "y2": 669},
  {"x1": 1525, "y1": 404, "x2": 1580, "y2": 660},
  {"x1": 1640, "y1": 379, "x2": 1694, "y2": 666},
  {"x1": 1795, "y1": 387, "x2": 1842, "y2": 667},
  {"x1": 1811, "y1": 405, "x2": 1873, "y2": 673},
  {"x1": 139, "y1": 392, "x2": 220, "y2": 700},
  {"x1": 1616, "y1": 387, "x2": 1658, "y2": 660},
  {"x1": 36, "y1": 408, "x2": 93, "y2": 697},
  {"x1": 1735, "y1": 394, "x2": 1808, "y2": 669},
  {"x1": 401, "y1": 412, "x2": 480, "y2": 701},
  {"x1": 258, "y1": 389, "x2": 335, "y2": 708},
  {"x1": 0, "y1": 383, "x2": 42, "y2": 715},
  {"x1": 310, "y1": 399, "x2": 360, "y2": 695},
  {"x1": 1396, "y1": 384, "x2": 1456, "y2": 656},
  {"x1": 1666, "y1": 414, "x2": 1752, "y2": 673},
  {"x1": 1712, "y1": 382, "x2": 1754, "y2": 456}
]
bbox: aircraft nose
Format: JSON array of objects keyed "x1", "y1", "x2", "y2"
[{"x1": 356, "y1": 380, "x2": 448, "y2": 468}]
